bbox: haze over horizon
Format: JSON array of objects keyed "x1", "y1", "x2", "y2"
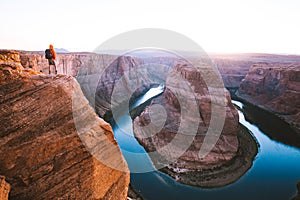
[{"x1": 1, "y1": 0, "x2": 299, "y2": 55}]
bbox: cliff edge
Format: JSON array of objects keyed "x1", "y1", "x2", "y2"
[
  {"x1": 0, "y1": 50, "x2": 129, "y2": 199},
  {"x1": 237, "y1": 63, "x2": 300, "y2": 134}
]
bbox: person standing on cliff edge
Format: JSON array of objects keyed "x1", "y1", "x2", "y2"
[{"x1": 45, "y1": 44, "x2": 57, "y2": 74}]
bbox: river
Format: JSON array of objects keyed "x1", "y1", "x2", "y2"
[{"x1": 112, "y1": 87, "x2": 300, "y2": 200}]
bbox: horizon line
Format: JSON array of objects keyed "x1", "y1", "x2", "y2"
[{"x1": 1, "y1": 48, "x2": 300, "y2": 56}]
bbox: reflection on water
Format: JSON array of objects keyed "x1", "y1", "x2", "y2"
[
  {"x1": 113, "y1": 84, "x2": 165, "y2": 173},
  {"x1": 130, "y1": 83, "x2": 165, "y2": 110},
  {"x1": 112, "y1": 91, "x2": 300, "y2": 199},
  {"x1": 113, "y1": 117, "x2": 156, "y2": 172},
  {"x1": 239, "y1": 101, "x2": 300, "y2": 149}
]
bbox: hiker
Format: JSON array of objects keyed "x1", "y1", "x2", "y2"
[{"x1": 45, "y1": 44, "x2": 57, "y2": 74}]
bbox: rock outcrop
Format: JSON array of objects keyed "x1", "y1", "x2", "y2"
[
  {"x1": 237, "y1": 63, "x2": 300, "y2": 133},
  {"x1": 0, "y1": 176, "x2": 10, "y2": 200},
  {"x1": 0, "y1": 50, "x2": 129, "y2": 199},
  {"x1": 133, "y1": 62, "x2": 240, "y2": 171}
]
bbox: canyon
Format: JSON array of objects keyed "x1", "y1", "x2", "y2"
[
  {"x1": 132, "y1": 61, "x2": 257, "y2": 187},
  {"x1": 92, "y1": 50, "x2": 258, "y2": 187},
  {"x1": 0, "y1": 50, "x2": 129, "y2": 199},
  {"x1": 210, "y1": 53, "x2": 300, "y2": 134},
  {"x1": 1, "y1": 49, "x2": 299, "y2": 198}
]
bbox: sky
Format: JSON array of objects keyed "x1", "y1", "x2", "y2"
[{"x1": 1, "y1": 0, "x2": 300, "y2": 54}]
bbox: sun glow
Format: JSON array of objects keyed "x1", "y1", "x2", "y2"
[{"x1": 0, "y1": 0, "x2": 299, "y2": 54}]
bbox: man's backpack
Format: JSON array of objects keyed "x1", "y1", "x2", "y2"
[{"x1": 45, "y1": 49, "x2": 53, "y2": 59}]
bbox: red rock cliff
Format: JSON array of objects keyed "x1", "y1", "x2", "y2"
[
  {"x1": 19, "y1": 51, "x2": 117, "y2": 77},
  {"x1": 237, "y1": 63, "x2": 300, "y2": 133},
  {"x1": 133, "y1": 62, "x2": 240, "y2": 171},
  {"x1": 94, "y1": 54, "x2": 240, "y2": 171},
  {"x1": 0, "y1": 50, "x2": 129, "y2": 199}
]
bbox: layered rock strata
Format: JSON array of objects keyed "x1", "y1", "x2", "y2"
[
  {"x1": 94, "y1": 55, "x2": 172, "y2": 121},
  {"x1": 133, "y1": 62, "x2": 240, "y2": 170},
  {"x1": 0, "y1": 50, "x2": 129, "y2": 199},
  {"x1": 19, "y1": 51, "x2": 117, "y2": 77},
  {"x1": 237, "y1": 64, "x2": 300, "y2": 133},
  {"x1": 210, "y1": 53, "x2": 300, "y2": 93},
  {"x1": 131, "y1": 62, "x2": 258, "y2": 187}
]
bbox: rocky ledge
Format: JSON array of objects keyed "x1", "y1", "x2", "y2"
[
  {"x1": 0, "y1": 50, "x2": 129, "y2": 199},
  {"x1": 236, "y1": 63, "x2": 300, "y2": 134}
]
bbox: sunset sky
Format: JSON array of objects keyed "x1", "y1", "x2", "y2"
[{"x1": 1, "y1": 0, "x2": 299, "y2": 54}]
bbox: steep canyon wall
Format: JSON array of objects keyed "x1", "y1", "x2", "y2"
[{"x1": 0, "y1": 50, "x2": 129, "y2": 199}]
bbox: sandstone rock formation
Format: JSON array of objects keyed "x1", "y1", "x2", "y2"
[
  {"x1": 0, "y1": 50, "x2": 23, "y2": 76},
  {"x1": 210, "y1": 53, "x2": 300, "y2": 94},
  {"x1": 95, "y1": 55, "x2": 143, "y2": 120},
  {"x1": 0, "y1": 50, "x2": 129, "y2": 199},
  {"x1": 237, "y1": 63, "x2": 300, "y2": 133},
  {"x1": 133, "y1": 62, "x2": 240, "y2": 171},
  {"x1": 94, "y1": 55, "x2": 173, "y2": 121},
  {"x1": 18, "y1": 50, "x2": 119, "y2": 78},
  {"x1": 0, "y1": 176, "x2": 10, "y2": 200},
  {"x1": 19, "y1": 51, "x2": 105, "y2": 76}
]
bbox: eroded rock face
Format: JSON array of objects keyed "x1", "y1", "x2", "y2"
[
  {"x1": 0, "y1": 176, "x2": 10, "y2": 200},
  {"x1": 95, "y1": 56, "x2": 143, "y2": 119},
  {"x1": 210, "y1": 53, "x2": 300, "y2": 93},
  {"x1": 93, "y1": 53, "x2": 240, "y2": 172},
  {"x1": 0, "y1": 51, "x2": 129, "y2": 199},
  {"x1": 237, "y1": 64, "x2": 300, "y2": 133},
  {"x1": 94, "y1": 55, "x2": 173, "y2": 121},
  {"x1": 0, "y1": 50, "x2": 23, "y2": 76},
  {"x1": 211, "y1": 55, "x2": 254, "y2": 89},
  {"x1": 18, "y1": 51, "x2": 118, "y2": 77},
  {"x1": 133, "y1": 63, "x2": 239, "y2": 171},
  {"x1": 20, "y1": 51, "x2": 88, "y2": 76}
]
